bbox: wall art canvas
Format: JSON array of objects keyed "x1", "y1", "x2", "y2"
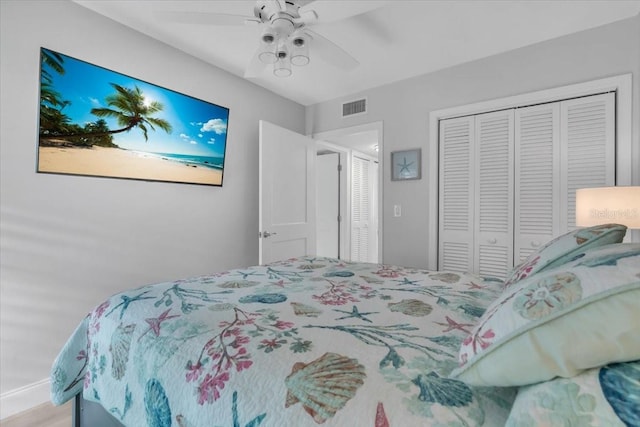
[
  {"x1": 391, "y1": 148, "x2": 421, "y2": 181},
  {"x1": 37, "y1": 47, "x2": 229, "y2": 186}
]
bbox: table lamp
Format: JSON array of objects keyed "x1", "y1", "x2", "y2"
[{"x1": 576, "y1": 186, "x2": 640, "y2": 229}]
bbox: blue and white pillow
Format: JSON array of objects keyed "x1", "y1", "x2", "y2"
[
  {"x1": 502, "y1": 224, "x2": 627, "y2": 289},
  {"x1": 451, "y1": 243, "x2": 640, "y2": 387},
  {"x1": 506, "y1": 360, "x2": 640, "y2": 427}
]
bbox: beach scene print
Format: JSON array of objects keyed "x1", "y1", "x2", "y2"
[{"x1": 37, "y1": 48, "x2": 229, "y2": 186}]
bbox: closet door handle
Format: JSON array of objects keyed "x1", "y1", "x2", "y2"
[
  {"x1": 531, "y1": 241, "x2": 540, "y2": 247},
  {"x1": 488, "y1": 238, "x2": 497, "y2": 244}
]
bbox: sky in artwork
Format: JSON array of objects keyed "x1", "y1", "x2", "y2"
[{"x1": 40, "y1": 48, "x2": 229, "y2": 159}]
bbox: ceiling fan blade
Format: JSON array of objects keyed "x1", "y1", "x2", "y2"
[
  {"x1": 305, "y1": 29, "x2": 359, "y2": 70},
  {"x1": 298, "y1": 9, "x2": 318, "y2": 25},
  {"x1": 301, "y1": 0, "x2": 388, "y2": 24},
  {"x1": 244, "y1": 48, "x2": 268, "y2": 78},
  {"x1": 296, "y1": 0, "x2": 317, "y2": 7},
  {"x1": 154, "y1": 10, "x2": 259, "y2": 26}
]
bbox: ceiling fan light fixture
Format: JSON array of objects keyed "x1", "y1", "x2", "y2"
[
  {"x1": 258, "y1": 48, "x2": 277, "y2": 64},
  {"x1": 258, "y1": 29, "x2": 278, "y2": 64},
  {"x1": 290, "y1": 33, "x2": 310, "y2": 66},
  {"x1": 262, "y1": 33, "x2": 275, "y2": 44},
  {"x1": 273, "y1": 55, "x2": 292, "y2": 77}
]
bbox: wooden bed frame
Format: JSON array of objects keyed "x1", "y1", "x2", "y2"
[{"x1": 73, "y1": 394, "x2": 124, "y2": 427}]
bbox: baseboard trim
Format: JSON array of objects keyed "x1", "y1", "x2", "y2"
[{"x1": 0, "y1": 378, "x2": 51, "y2": 420}]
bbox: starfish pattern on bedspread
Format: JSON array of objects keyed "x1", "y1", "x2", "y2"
[{"x1": 51, "y1": 257, "x2": 518, "y2": 426}]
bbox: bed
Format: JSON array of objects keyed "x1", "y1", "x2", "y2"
[{"x1": 51, "y1": 224, "x2": 640, "y2": 427}]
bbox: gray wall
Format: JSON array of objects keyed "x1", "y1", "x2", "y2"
[
  {"x1": 0, "y1": 0, "x2": 304, "y2": 411},
  {"x1": 306, "y1": 14, "x2": 640, "y2": 269}
]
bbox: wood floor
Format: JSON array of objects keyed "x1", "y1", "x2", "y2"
[{"x1": 1, "y1": 401, "x2": 72, "y2": 427}]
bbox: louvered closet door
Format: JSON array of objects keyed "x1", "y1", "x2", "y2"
[
  {"x1": 351, "y1": 155, "x2": 370, "y2": 262},
  {"x1": 474, "y1": 110, "x2": 514, "y2": 278},
  {"x1": 560, "y1": 93, "x2": 615, "y2": 230},
  {"x1": 439, "y1": 116, "x2": 474, "y2": 272},
  {"x1": 439, "y1": 92, "x2": 616, "y2": 275},
  {"x1": 514, "y1": 103, "x2": 561, "y2": 263}
]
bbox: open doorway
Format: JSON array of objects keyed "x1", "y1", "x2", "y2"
[{"x1": 313, "y1": 122, "x2": 383, "y2": 263}]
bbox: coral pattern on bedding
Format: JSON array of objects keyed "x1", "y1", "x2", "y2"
[{"x1": 51, "y1": 257, "x2": 515, "y2": 426}]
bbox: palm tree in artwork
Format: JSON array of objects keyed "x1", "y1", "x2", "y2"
[
  {"x1": 90, "y1": 83, "x2": 172, "y2": 141},
  {"x1": 39, "y1": 49, "x2": 72, "y2": 136},
  {"x1": 40, "y1": 83, "x2": 173, "y2": 144},
  {"x1": 41, "y1": 49, "x2": 65, "y2": 83}
]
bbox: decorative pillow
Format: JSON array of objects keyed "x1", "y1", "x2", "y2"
[
  {"x1": 502, "y1": 223, "x2": 627, "y2": 288},
  {"x1": 505, "y1": 360, "x2": 640, "y2": 427},
  {"x1": 450, "y1": 243, "x2": 640, "y2": 387}
]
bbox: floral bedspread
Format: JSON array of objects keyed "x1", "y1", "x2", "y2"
[{"x1": 51, "y1": 257, "x2": 516, "y2": 426}]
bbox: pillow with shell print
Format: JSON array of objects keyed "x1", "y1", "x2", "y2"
[
  {"x1": 502, "y1": 223, "x2": 627, "y2": 289},
  {"x1": 505, "y1": 360, "x2": 640, "y2": 427},
  {"x1": 449, "y1": 243, "x2": 640, "y2": 387}
]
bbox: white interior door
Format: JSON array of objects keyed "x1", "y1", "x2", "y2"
[
  {"x1": 316, "y1": 152, "x2": 340, "y2": 258},
  {"x1": 259, "y1": 120, "x2": 316, "y2": 265}
]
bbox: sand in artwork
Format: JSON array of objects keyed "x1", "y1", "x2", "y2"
[{"x1": 38, "y1": 146, "x2": 222, "y2": 186}]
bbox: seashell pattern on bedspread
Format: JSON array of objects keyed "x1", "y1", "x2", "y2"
[
  {"x1": 284, "y1": 352, "x2": 366, "y2": 423},
  {"x1": 50, "y1": 257, "x2": 515, "y2": 426}
]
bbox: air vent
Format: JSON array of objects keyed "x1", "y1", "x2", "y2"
[{"x1": 342, "y1": 98, "x2": 367, "y2": 117}]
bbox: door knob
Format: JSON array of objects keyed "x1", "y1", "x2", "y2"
[{"x1": 260, "y1": 231, "x2": 277, "y2": 238}]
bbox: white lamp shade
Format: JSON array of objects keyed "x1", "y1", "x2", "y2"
[{"x1": 576, "y1": 186, "x2": 640, "y2": 228}]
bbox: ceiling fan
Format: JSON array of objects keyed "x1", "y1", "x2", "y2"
[{"x1": 156, "y1": 0, "x2": 371, "y2": 78}]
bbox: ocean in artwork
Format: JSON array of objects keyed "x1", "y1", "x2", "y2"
[{"x1": 136, "y1": 151, "x2": 225, "y2": 171}]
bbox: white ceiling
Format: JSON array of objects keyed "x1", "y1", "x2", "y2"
[
  {"x1": 74, "y1": 0, "x2": 640, "y2": 107},
  {"x1": 322, "y1": 129, "x2": 380, "y2": 158}
]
